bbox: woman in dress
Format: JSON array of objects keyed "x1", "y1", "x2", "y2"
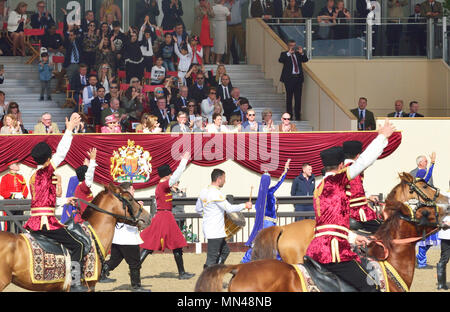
[
  {"x1": 97, "y1": 63, "x2": 115, "y2": 95},
  {"x1": 100, "y1": 0, "x2": 122, "y2": 24},
  {"x1": 261, "y1": 109, "x2": 276, "y2": 132},
  {"x1": 101, "y1": 114, "x2": 121, "y2": 133},
  {"x1": 212, "y1": 0, "x2": 230, "y2": 64},
  {"x1": 161, "y1": 0, "x2": 184, "y2": 30},
  {"x1": 8, "y1": 2, "x2": 29, "y2": 57},
  {"x1": 193, "y1": 0, "x2": 215, "y2": 64},
  {"x1": 0, "y1": 114, "x2": 22, "y2": 134},
  {"x1": 82, "y1": 21, "x2": 99, "y2": 73},
  {"x1": 123, "y1": 30, "x2": 144, "y2": 83}
]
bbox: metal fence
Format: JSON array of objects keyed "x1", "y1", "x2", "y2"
[{"x1": 0, "y1": 196, "x2": 315, "y2": 243}]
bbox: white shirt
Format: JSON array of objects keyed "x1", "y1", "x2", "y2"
[
  {"x1": 196, "y1": 185, "x2": 246, "y2": 239},
  {"x1": 112, "y1": 222, "x2": 144, "y2": 245},
  {"x1": 7, "y1": 11, "x2": 27, "y2": 32},
  {"x1": 151, "y1": 65, "x2": 166, "y2": 84},
  {"x1": 286, "y1": 51, "x2": 300, "y2": 75},
  {"x1": 138, "y1": 24, "x2": 154, "y2": 57},
  {"x1": 83, "y1": 85, "x2": 97, "y2": 106},
  {"x1": 174, "y1": 42, "x2": 193, "y2": 72},
  {"x1": 201, "y1": 98, "x2": 216, "y2": 123}
]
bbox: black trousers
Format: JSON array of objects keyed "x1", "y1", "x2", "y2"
[
  {"x1": 105, "y1": 244, "x2": 141, "y2": 271},
  {"x1": 322, "y1": 260, "x2": 378, "y2": 292},
  {"x1": 143, "y1": 56, "x2": 154, "y2": 73},
  {"x1": 283, "y1": 76, "x2": 303, "y2": 120},
  {"x1": 439, "y1": 239, "x2": 450, "y2": 265},
  {"x1": 34, "y1": 227, "x2": 84, "y2": 262},
  {"x1": 205, "y1": 238, "x2": 230, "y2": 267}
]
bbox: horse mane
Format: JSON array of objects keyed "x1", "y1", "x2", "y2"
[{"x1": 385, "y1": 172, "x2": 414, "y2": 202}]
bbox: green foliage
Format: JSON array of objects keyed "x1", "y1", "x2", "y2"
[{"x1": 181, "y1": 224, "x2": 199, "y2": 243}]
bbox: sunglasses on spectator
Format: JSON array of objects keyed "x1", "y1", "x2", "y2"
[
  {"x1": 89, "y1": 24, "x2": 96, "y2": 27},
  {"x1": 282, "y1": 117, "x2": 291, "y2": 120},
  {"x1": 248, "y1": 113, "x2": 255, "y2": 116},
  {"x1": 111, "y1": 86, "x2": 118, "y2": 89},
  {"x1": 10, "y1": 106, "x2": 18, "y2": 109},
  {"x1": 102, "y1": 66, "x2": 109, "y2": 69},
  {"x1": 197, "y1": 77, "x2": 204, "y2": 80},
  {"x1": 188, "y1": 105, "x2": 195, "y2": 107}
]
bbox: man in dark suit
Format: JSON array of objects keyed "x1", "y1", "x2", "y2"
[
  {"x1": 91, "y1": 86, "x2": 110, "y2": 127},
  {"x1": 171, "y1": 22, "x2": 188, "y2": 49},
  {"x1": 153, "y1": 97, "x2": 174, "y2": 132},
  {"x1": 299, "y1": 0, "x2": 315, "y2": 18},
  {"x1": 216, "y1": 74, "x2": 233, "y2": 102},
  {"x1": 250, "y1": 0, "x2": 275, "y2": 19},
  {"x1": 387, "y1": 100, "x2": 406, "y2": 117},
  {"x1": 407, "y1": 4, "x2": 426, "y2": 56},
  {"x1": 222, "y1": 87, "x2": 244, "y2": 122},
  {"x1": 408, "y1": 101, "x2": 424, "y2": 117},
  {"x1": 70, "y1": 64, "x2": 89, "y2": 109},
  {"x1": 188, "y1": 72, "x2": 209, "y2": 104},
  {"x1": 63, "y1": 27, "x2": 84, "y2": 83},
  {"x1": 30, "y1": 1, "x2": 55, "y2": 30},
  {"x1": 101, "y1": 98, "x2": 127, "y2": 126},
  {"x1": 279, "y1": 39, "x2": 308, "y2": 121},
  {"x1": 173, "y1": 86, "x2": 189, "y2": 113},
  {"x1": 350, "y1": 97, "x2": 376, "y2": 131},
  {"x1": 136, "y1": 0, "x2": 160, "y2": 26},
  {"x1": 81, "y1": 10, "x2": 99, "y2": 33}
]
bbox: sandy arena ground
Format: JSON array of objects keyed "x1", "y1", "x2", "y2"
[{"x1": 4, "y1": 247, "x2": 448, "y2": 292}]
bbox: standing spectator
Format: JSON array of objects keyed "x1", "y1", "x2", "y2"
[
  {"x1": 151, "y1": 57, "x2": 166, "y2": 85},
  {"x1": 408, "y1": 101, "x2": 424, "y2": 117},
  {"x1": 136, "y1": 0, "x2": 160, "y2": 26},
  {"x1": 241, "y1": 109, "x2": 262, "y2": 132},
  {"x1": 171, "y1": 22, "x2": 188, "y2": 49},
  {"x1": 30, "y1": 1, "x2": 55, "y2": 30},
  {"x1": 410, "y1": 153, "x2": 434, "y2": 186},
  {"x1": 91, "y1": 86, "x2": 109, "y2": 127},
  {"x1": 82, "y1": 21, "x2": 99, "y2": 73},
  {"x1": 38, "y1": 52, "x2": 53, "y2": 101},
  {"x1": 189, "y1": 36, "x2": 204, "y2": 66},
  {"x1": 159, "y1": 33, "x2": 176, "y2": 71},
  {"x1": 261, "y1": 109, "x2": 276, "y2": 132},
  {"x1": 1, "y1": 114, "x2": 22, "y2": 134},
  {"x1": 153, "y1": 96, "x2": 174, "y2": 131},
  {"x1": 162, "y1": 0, "x2": 184, "y2": 30},
  {"x1": 101, "y1": 98, "x2": 127, "y2": 125},
  {"x1": 122, "y1": 86, "x2": 144, "y2": 123},
  {"x1": 174, "y1": 36, "x2": 193, "y2": 85},
  {"x1": 387, "y1": 100, "x2": 405, "y2": 117},
  {"x1": 81, "y1": 10, "x2": 99, "y2": 33},
  {"x1": 356, "y1": 0, "x2": 373, "y2": 18},
  {"x1": 0, "y1": 0, "x2": 9, "y2": 28},
  {"x1": 193, "y1": 0, "x2": 215, "y2": 64},
  {"x1": 139, "y1": 17, "x2": 157, "y2": 73},
  {"x1": 70, "y1": 64, "x2": 89, "y2": 110},
  {"x1": 279, "y1": 39, "x2": 308, "y2": 121},
  {"x1": 171, "y1": 111, "x2": 191, "y2": 132},
  {"x1": 250, "y1": 0, "x2": 274, "y2": 19},
  {"x1": 82, "y1": 75, "x2": 99, "y2": 114},
  {"x1": 407, "y1": 4, "x2": 426, "y2": 56},
  {"x1": 212, "y1": 0, "x2": 230, "y2": 64},
  {"x1": 386, "y1": 0, "x2": 407, "y2": 56},
  {"x1": 283, "y1": 0, "x2": 302, "y2": 23},
  {"x1": 63, "y1": 28, "x2": 84, "y2": 84},
  {"x1": 97, "y1": 63, "x2": 115, "y2": 95},
  {"x1": 201, "y1": 87, "x2": 221, "y2": 123},
  {"x1": 96, "y1": 34, "x2": 116, "y2": 73},
  {"x1": 42, "y1": 25, "x2": 65, "y2": 76},
  {"x1": 188, "y1": 72, "x2": 209, "y2": 103},
  {"x1": 299, "y1": 0, "x2": 315, "y2": 18},
  {"x1": 217, "y1": 74, "x2": 232, "y2": 101},
  {"x1": 225, "y1": 0, "x2": 247, "y2": 65},
  {"x1": 101, "y1": 114, "x2": 122, "y2": 133},
  {"x1": 123, "y1": 30, "x2": 144, "y2": 83},
  {"x1": 100, "y1": 0, "x2": 122, "y2": 23},
  {"x1": 317, "y1": 0, "x2": 336, "y2": 24},
  {"x1": 111, "y1": 21, "x2": 127, "y2": 70},
  {"x1": 278, "y1": 112, "x2": 297, "y2": 132},
  {"x1": 291, "y1": 163, "x2": 315, "y2": 221},
  {"x1": 420, "y1": 0, "x2": 443, "y2": 20},
  {"x1": 334, "y1": 0, "x2": 351, "y2": 55},
  {"x1": 350, "y1": 97, "x2": 376, "y2": 131},
  {"x1": 99, "y1": 22, "x2": 112, "y2": 39},
  {"x1": 33, "y1": 112, "x2": 60, "y2": 134},
  {"x1": 7, "y1": 2, "x2": 29, "y2": 57}
]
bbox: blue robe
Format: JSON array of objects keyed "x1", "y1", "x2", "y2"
[
  {"x1": 60, "y1": 176, "x2": 79, "y2": 224},
  {"x1": 241, "y1": 171, "x2": 288, "y2": 263}
]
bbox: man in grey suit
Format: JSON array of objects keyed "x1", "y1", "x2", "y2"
[
  {"x1": 387, "y1": 100, "x2": 406, "y2": 117},
  {"x1": 170, "y1": 111, "x2": 191, "y2": 133},
  {"x1": 410, "y1": 153, "x2": 435, "y2": 186}
]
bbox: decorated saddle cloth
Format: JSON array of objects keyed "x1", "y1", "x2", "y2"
[
  {"x1": 290, "y1": 259, "x2": 390, "y2": 292},
  {"x1": 21, "y1": 224, "x2": 101, "y2": 284}
]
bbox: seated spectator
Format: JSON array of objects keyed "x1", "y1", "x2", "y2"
[
  {"x1": 98, "y1": 22, "x2": 111, "y2": 39},
  {"x1": 0, "y1": 91, "x2": 8, "y2": 120},
  {"x1": 101, "y1": 98, "x2": 127, "y2": 126},
  {"x1": 1, "y1": 114, "x2": 22, "y2": 134},
  {"x1": 233, "y1": 96, "x2": 251, "y2": 123},
  {"x1": 192, "y1": 116, "x2": 205, "y2": 132},
  {"x1": 91, "y1": 86, "x2": 109, "y2": 127},
  {"x1": 82, "y1": 21, "x2": 99, "y2": 72},
  {"x1": 229, "y1": 114, "x2": 242, "y2": 131},
  {"x1": 223, "y1": 87, "x2": 243, "y2": 121},
  {"x1": 135, "y1": 113, "x2": 148, "y2": 132},
  {"x1": 185, "y1": 63, "x2": 205, "y2": 87},
  {"x1": 213, "y1": 102, "x2": 227, "y2": 124},
  {"x1": 201, "y1": 87, "x2": 221, "y2": 123},
  {"x1": 151, "y1": 57, "x2": 166, "y2": 85},
  {"x1": 41, "y1": 24, "x2": 64, "y2": 74},
  {"x1": 241, "y1": 109, "x2": 262, "y2": 132},
  {"x1": 317, "y1": 0, "x2": 336, "y2": 24},
  {"x1": 262, "y1": 109, "x2": 276, "y2": 132},
  {"x1": 5, "y1": 102, "x2": 27, "y2": 133},
  {"x1": 8, "y1": 2, "x2": 29, "y2": 56},
  {"x1": 206, "y1": 112, "x2": 231, "y2": 133},
  {"x1": 163, "y1": 75, "x2": 179, "y2": 101},
  {"x1": 105, "y1": 82, "x2": 121, "y2": 104},
  {"x1": 283, "y1": 0, "x2": 303, "y2": 23},
  {"x1": 174, "y1": 36, "x2": 193, "y2": 85},
  {"x1": 217, "y1": 74, "x2": 233, "y2": 101},
  {"x1": 158, "y1": 33, "x2": 176, "y2": 72},
  {"x1": 34, "y1": 112, "x2": 60, "y2": 134},
  {"x1": 173, "y1": 86, "x2": 189, "y2": 113},
  {"x1": 139, "y1": 16, "x2": 157, "y2": 73},
  {"x1": 210, "y1": 64, "x2": 227, "y2": 87},
  {"x1": 186, "y1": 99, "x2": 200, "y2": 125},
  {"x1": 139, "y1": 114, "x2": 162, "y2": 133},
  {"x1": 0, "y1": 67, "x2": 4, "y2": 84},
  {"x1": 171, "y1": 111, "x2": 191, "y2": 133},
  {"x1": 408, "y1": 101, "x2": 424, "y2": 117},
  {"x1": 188, "y1": 72, "x2": 209, "y2": 104},
  {"x1": 101, "y1": 114, "x2": 122, "y2": 133},
  {"x1": 122, "y1": 86, "x2": 144, "y2": 123},
  {"x1": 97, "y1": 63, "x2": 115, "y2": 95},
  {"x1": 96, "y1": 34, "x2": 116, "y2": 74},
  {"x1": 278, "y1": 112, "x2": 297, "y2": 132},
  {"x1": 82, "y1": 74, "x2": 99, "y2": 114},
  {"x1": 123, "y1": 30, "x2": 144, "y2": 83},
  {"x1": 73, "y1": 113, "x2": 93, "y2": 133},
  {"x1": 350, "y1": 97, "x2": 376, "y2": 131},
  {"x1": 130, "y1": 76, "x2": 144, "y2": 93},
  {"x1": 153, "y1": 96, "x2": 174, "y2": 131},
  {"x1": 387, "y1": 100, "x2": 406, "y2": 117}
]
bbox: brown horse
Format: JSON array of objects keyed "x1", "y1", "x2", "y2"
[
  {"x1": 251, "y1": 172, "x2": 449, "y2": 264},
  {"x1": 195, "y1": 195, "x2": 448, "y2": 292},
  {"x1": 0, "y1": 183, "x2": 151, "y2": 292}
]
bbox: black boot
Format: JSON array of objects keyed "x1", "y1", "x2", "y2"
[
  {"x1": 130, "y1": 268, "x2": 150, "y2": 292},
  {"x1": 70, "y1": 261, "x2": 89, "y2": 292},
  {"x1": 98, "y1": 263, "x2": 116, "y2": 283},
  {"x1": 140, "y1": 249, "x2": 153, "y2": 265},
  {"x1": 173, "y1": 249, "x2": 195, "y2": 280},
  {"x1": 437, "y1": 262, "x2": 448, "y2": 290}
]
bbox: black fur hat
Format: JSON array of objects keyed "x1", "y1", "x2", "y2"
[
  {"x1": 157, "y1": 164, "x2": 172, "y2": 178},
  {"x1": 320, "y1": 146, "x2": 344, "y2": 167},
  {"x1": 343, "y1": 141, "x2": 363, "y2": 157},
  {"x1": 76, "y1": 165, "x2": 88, "y2": 182},
  {"x1": 31, "y1": 142, "x2": 52, "y2": 165}
]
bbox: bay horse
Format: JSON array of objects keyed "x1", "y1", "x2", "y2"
[
  {"x1": 195, "y1": 195, "x2": 449, "y2": 292},
  {"x1": 0, "y1": 183, "x2": 151, "y2": 292},
  {"x1": 251, "y1": 172, "x2": 449, "y2": 264}
]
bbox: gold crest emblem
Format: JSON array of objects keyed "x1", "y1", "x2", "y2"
[{"x1": 110, "y1": 140, "x2": 152, "y2": 183}]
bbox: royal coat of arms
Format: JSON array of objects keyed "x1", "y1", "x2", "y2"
[{"x1": 110, "y1": 140, "x2": 152, "y2": 183}]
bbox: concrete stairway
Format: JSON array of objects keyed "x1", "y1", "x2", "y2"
[
  {"x1": 205, "y1": 64, "x2": 313, "y2": 131},
  {"x1": 0, "y1": 56, "x2": 72, "y2": 131}
]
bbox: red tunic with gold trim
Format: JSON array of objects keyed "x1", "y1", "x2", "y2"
[
  {"x1": 140, "y1": 179, "x2": 187, "y2": 251},
  {"x1": 305, "y1": 167, "x2": 360, "y2": 264},
  {"x1": 73, "y1": 181, "x2": 93, "y2": 224},
  {"x1": 344, "y1": 162, "x2": 377, "y2": 222},
  {"x1": 24, "y1": 164, "x2": 64, "y2": 231},
  {"x1": 0, "y1": 173, "x2": 29, "y2": 199}
]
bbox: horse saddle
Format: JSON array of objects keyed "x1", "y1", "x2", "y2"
[
  {"x1": 29, "y1": 233, "x2": 65, "y2": 255},
  {"x1": 349, "y1": 218, "x2": 382, "y2": 236},
  {"x1": 302, "y1": 256, "x2": 358, "y2": 292},
  {"x1": 64, "y1": 218, "x2": 92, "y2": 257}
]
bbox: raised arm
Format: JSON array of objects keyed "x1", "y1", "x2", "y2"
[
  {"x1": 51, "y1": 113, "x2": 81, "y2": 168},
  {"x1": 169, "y1": 151, "x2": 190, "y2": 187},
  {"x1": 85, "y1": 148, "x2": 97, "y2": 188}
]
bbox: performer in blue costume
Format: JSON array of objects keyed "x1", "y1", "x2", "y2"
[
  {"x1": 241, "y1": 160, "x2": 290, "y2": 263},
  {"x1": 60, "y1": 175, "x2": 79, "y2": 224}
]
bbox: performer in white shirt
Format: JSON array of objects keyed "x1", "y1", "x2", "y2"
[
  {"x1": 99, "y1": 182, "x2": 148, "y2": 292},
  {"x1": 437, "y1": 187, "x2": 450, "y2": 290},
  {"x1": 196, "y1": 169, "x2": 252, "y2": 268}
]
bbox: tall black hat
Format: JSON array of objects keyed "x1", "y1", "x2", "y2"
[
  {"x1": 76, "y1": 165, "x2": 88, "y2": 182},
  {"x1": 320, "y1": 146, "x2": 344, "y2": 167},
  {"x1": 31, "y1": 142, "x2": 52, "y2": 165},
  {"x1": 343, "y1": 141, "x2": 363, "y2": 156},
  {"x1": 157, "y1": 164, "x2": 172, "y2": 178}
]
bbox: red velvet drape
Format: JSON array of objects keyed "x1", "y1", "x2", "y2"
[{"x1": 0, "y1": 132, "x2": 402, "y2": 189}]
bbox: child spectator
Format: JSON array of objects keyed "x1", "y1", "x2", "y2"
[
  {"x1": 38, "y1": 52, "x2": 53, "y2": 101},
  {"x1": 159, "y1": 32, "x2": 176, "y2": 72},
  {"x1": 173, "y1": 36, "x2": 193, "y2": 86},
  {"x1": 139, "y1": 16, "x2": 157, "y2": 73},
  {"x1": 151, "y1": 57, "x2": 166, "y2": 85}
]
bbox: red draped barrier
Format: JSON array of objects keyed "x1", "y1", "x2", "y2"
[{"x1": 0, "y1": 132, "x2": 402, "y2": 189}]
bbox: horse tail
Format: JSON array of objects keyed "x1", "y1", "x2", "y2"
[
  {"x1": 251, "y1": 225, "x2": 283, "y2": 261},
  {"x1": 195, "y1": 264, "x2": 241, "y2": 292}
]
